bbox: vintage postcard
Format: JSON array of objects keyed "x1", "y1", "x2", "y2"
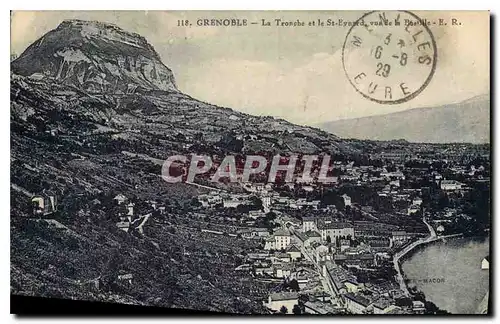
[{"x1": 10, "y1": 10, "x2": 490, "y2": 315}]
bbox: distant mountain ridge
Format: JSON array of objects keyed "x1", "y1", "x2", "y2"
[{"x1": 318, "y1": 95, "x2": 490, "y2": 144}]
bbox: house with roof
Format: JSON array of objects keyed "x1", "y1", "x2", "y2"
[
  {"x1": 342, "y1": 194, "x2": 352, "y2": 207},
  {"x1": 482, "y1": 256, "x2": 489, "y2": 270},
  {"x1": 264, "y1": 228, "x2": 291, "y2": 251},
  {"x1": 302, "y1": 216, "x2": 318, "y2": 232},
  {"x1": 31, "y1": 191, "x2": 58, "y2": 217},
  {"x1": 254, "y1": 265, "x2": 274, "y2": 276},
  {"x1": 312, "y1": 243, "x2": 330, "y2": 262},
  {"x1": 407, "y1": 204, "x2": 420, "y2": 215},
  {"x1": 391, "y1": 231, "x2": 412, "y2": 246},
  {"x1": 311, "y1": 291, "x2": 332, "y2": 303},
  {"x1": 275, "y1": 228, "x2": 292, "y2": 250},
  {"x1": 274, "y1": 263, "x2": 292, "y2": 278},
  {"x1": 344, "y1": 278, "x2": 363, "y2": 293},
  {"x1": 294, "y1": 231, "x2": 309, "y2": 248},
  {"x1": 266, "y1": 292, "x2": 299, "y2": 314},
  {"x1": 274, "y1": 252, "x2": 291, "y2": 263},
  {"x1": 412, "y1": 300, "x2": 425, "y2": 314},
  {"x1": 365, "y1": 238, "x2": 391, "y2": 251},
  {"x1": 304, "y1": 301, "x2": 340, "y2": 314},
  {"x1": 440, "y1": 179, "x2": 465, "y2": 191},
  {"x1": 263, "y1": 237, "x2": 276, "y2": 250},
  {"x1": 291, "y1": 269, "x2": 312, "y2": 289},
  {"x1": 412, "y1": 197, "x2": 423, "y2": 206},
  {"x1": 340, "y1": 239, "x2": 350, "y2": 252},
  {"x1": 344, "y1": 293, "x2": 372, "y2": 314},
  {"x1": 157, "y1": 206, "x2": 166, "y2": 215},
  {"x1": 113, "y1": 194, "x2": 128, "y2": 205},
  {"x1": 116, "y1": 220, "x2": 130, "y2": 232},
  {"x1": 317, "y1": 220, "x2": 355, "y2": 241},
  {"x1": 323, "y1": 262, "x2": 358, "y2": 296},
  {"x1": 238, "y1": 227, "x2": 270, "y2": 239},
  {"x1": 126, "y1": 202, "x2": 135, "y2": 218},
  {"x1": 371, "y1": 296, "x2": 396, "y2": 314},
  {"x1": 305, "y1": 231, "x2": 322, "y2": 245},
  {"x1": 286, "y1": 244, "x2": 302, "y2": 261},
  {"x1": 117, "y1": 272, "x2": 133, "y2": 285}
]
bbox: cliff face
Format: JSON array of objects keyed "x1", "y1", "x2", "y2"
[
  {"x1": 10, "y1": 19, "x2": 352, "y2": 159},
  {"x1": 11, "y1": 20, "x2": 177, "y2": 94}
]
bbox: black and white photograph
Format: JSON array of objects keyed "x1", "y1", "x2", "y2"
[{"x1": 9, "y1": 10, "x2": 491, "y2": 316}]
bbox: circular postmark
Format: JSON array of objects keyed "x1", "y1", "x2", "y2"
[{"x1": 342, "y1": 11, "x2": 437, "y2": 104}]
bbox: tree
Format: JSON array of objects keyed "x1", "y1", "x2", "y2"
[
  {"x1": 190, "y1": 198, "x2": 201, "y2": 207},
  {"x1": 288, "y1": 279, "x2": 300, "y2": 292},
  {"x1": 262, "y1": 211, "x2": 277, "y2": 229},
  {"x1": 292, "y1": 304, "x2": 302, "y2": 315},
  {"x1": 279, "y1": 306, "x2": 288, "y2": 314},
  {"x1": 249, "y1": 196, "x2": 263, "y2": 210}
]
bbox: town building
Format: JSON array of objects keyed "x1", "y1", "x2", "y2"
[
  {"x1": 302, "y1": 216, "x2": 318, "y2": 232},
  {"x1": 340, "y1": 239, "x2": 350, "y2": 252},
  {"x1": 31, "y1": 192, "x2": 58, "y2": 217},
  {"x1": 407, "y1": 205, "x2": 420, "y2": 215},
  {"x1": 264, "y1": 228, "x2": 291, "y2": 250},
  {"x1": 266, "y1": 292, "x2": 299, "y2": 314},
  {"x1": 304, "y1": 301, "x2": 339, "y2": 314},
  {"x1": 482, "y1": 256, "x2": 489, "y2": 270},
  {"x1": 238, "y1": 228, "x2": 270, "y2": 239},
  {"x1": 412, "y1": 300, "x2": 425, "y2": 314},
  {"x1": 412, "y1": 197, "x2": 423, "y2": 206},
  {"x1": 286, "y1": 244, "x2": 302, "y2": 261},
  {"x1": 440, "y1": 179, "x2": 465, "y2": 191},
  {"x1": 274, "y1": 252, "x2": 291, "y2": 263},
  {"x1": 317, "y1": 221, "x2": 355, "y2": 242},
  {"x1": 344, "y1": 293, "x2": 372, "y2": 314},
  {"x1": 344, "y1": 278, "x2": 363, "y2": 293},
  {"x1": 116, "y1": 220, "x2": 130, "y2": 232},
  {"x1": 274, "y1": 263, "x2": 292, "y2": 278},
  {"x1": 117, "y1": 272, "x2": 133, "y2": 285},
  {"x1": 391, "y1": 231, "x2": 412, "y2": 246},
  {"x1": 342, "y1": 194, "x2": 352, "y2": 207},
  {"x1": 113, "y1": 194, "x2": 128, "y2": 205},
  {"x1": 305, "y1": 231, "x2": 322, "y2": 245},
  {"x1": 373, "y1": 298, "x2": 398, "y2": 314},
  {"x1": 127, "y1": 202, "x2": 135, "y2": 218},
  {"x1": 312, "y1": 243, "x2": 330, "y2": 262}
]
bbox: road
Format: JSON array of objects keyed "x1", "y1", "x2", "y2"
[
  {"x1": 289, "y1": 228, "x2": 338, "y2": 301},
  {"x1": 11, "y1": 183, "x2": 34, "y2": 197},
  {"x1": 185, "y1": 181, "x2": 222, "y2": 192},
  {"x1": 392, "y1": 215, "x2": 462, "y2": 296},
  {"x1": 423, "y1": 213, "x2": 437, "y2": 238}
]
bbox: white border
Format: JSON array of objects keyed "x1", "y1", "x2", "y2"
[{"x1": 3, "y1": 1, "x2": 498, "y2": 324}]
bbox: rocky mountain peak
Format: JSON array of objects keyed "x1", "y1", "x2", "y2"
[{"x1": 11, "y1": 19, "x2": 177, "y2": 94}]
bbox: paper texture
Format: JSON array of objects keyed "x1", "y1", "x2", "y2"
[{"x1": 10, "y1": 10, "x2": 490, "y2": 315}]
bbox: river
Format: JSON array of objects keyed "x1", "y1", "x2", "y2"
[{"x1": 401, "y1": 236, "x2": 490, "y2": 314}]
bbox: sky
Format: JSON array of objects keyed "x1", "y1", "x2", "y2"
[{"x1": 10, "y1": 11, "x2": 489, "y2": 126}]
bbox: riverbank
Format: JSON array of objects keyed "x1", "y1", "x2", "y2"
[
  {"x1": 476, "y1": 290, "x2": 489, "y2": 314},
  {"x1": 401, "y1": 235, "x2": 490, "y2": 314},
  {"x1": 393, "y1": 232, "x2": 462, "y2": 297}
]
